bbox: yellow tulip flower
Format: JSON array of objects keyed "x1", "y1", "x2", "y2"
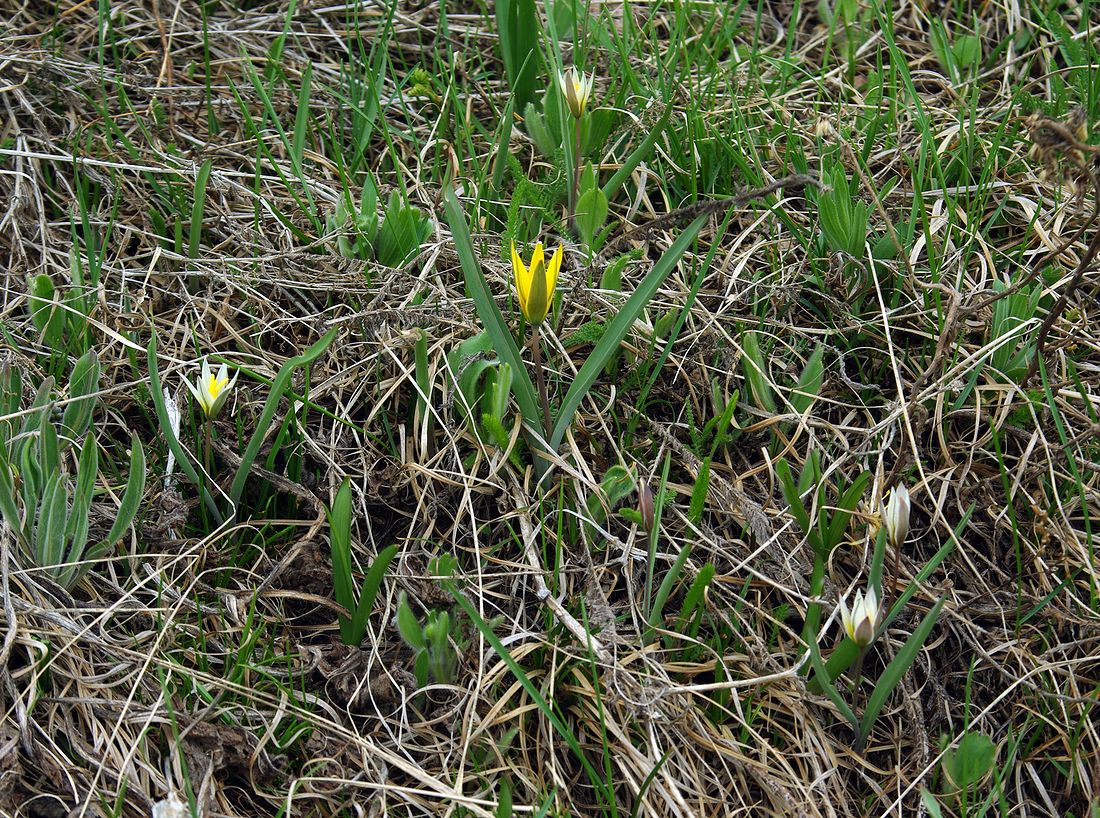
[{"x1": 511, "y1": 241, "x2": 562, "y2": 325}]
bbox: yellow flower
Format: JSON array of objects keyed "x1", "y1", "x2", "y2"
[
  {"x1": 839, "y1": 587, "x2": 880, "y2": 648},
  {"x1": 184, "y1": 358, "x2": 238, "y2": 418},
  {"x1": 558, "y1": 66, "x2": 594, "y2": 119},
  {"x1": 511, "y1": 241, "x2": 562, "y2": 325}
]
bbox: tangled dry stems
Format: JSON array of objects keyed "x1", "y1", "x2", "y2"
[{"x1": 1, "y1": 0, "x2": 1099, "y2": 816}]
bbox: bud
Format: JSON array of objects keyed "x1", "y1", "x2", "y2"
[
  {"x1": 839, "y1": 587, "x2": 880, "y2": 648},
  {"x1": 882, "y1": 484, "x2": 911, "y2": 549},
  {"x1": 638, "y1": 480, "x2": 655, "y2": 534}
]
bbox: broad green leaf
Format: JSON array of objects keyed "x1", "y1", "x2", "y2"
[
  {"x1": 100, "y1": 435, "x2": 146, "y2": 550},
  {"x1": 790, "y1": 343, "x2": 825, "y2": 416}
]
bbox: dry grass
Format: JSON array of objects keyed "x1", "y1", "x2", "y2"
[{"x1": 1, "y1": 0, "x2": 1100, "y2": 816}]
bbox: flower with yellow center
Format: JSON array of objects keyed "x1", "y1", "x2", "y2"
[
  {"x1": 838, "y1": 587, "x2": 880, "y2": 648},
  {"x1": 184, "y1": 358, "x2": 238, "y2": 418},
  {"x1": 558, "y1": 66, "x2": 594, "y2": 119},
  {"x1": 511, "y1": 241, "x2": 562, "y2": 325}
]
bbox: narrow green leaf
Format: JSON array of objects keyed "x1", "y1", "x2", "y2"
[
  {"x1": 675, "y1": 563, "x2": 715, "y2": 636},
  {"x1": 807, "y1": 634, "x2": 860, "y2": 732},
  {"x1": 646, "y1": 544, "x2": 692, "y2": 639},
  {"x1": 442, "y1": 188, "x2": 541, "y2": 433},
  {"x1": 0, "y1": 448, "x2": 24, "y2": 546},
  {"x1": 858, "y1": 597, "x2": 946, "y2": 750},
  {"x1": 229, "y1": 328, "x2": 338, "y2": 510},
  {"x1": 188, "y1": 159, "x2": 213, "y2": 259},
  {"x1": 350, "y1": 543, "x2": 399, "y2": 644},
  {"x1": 688, "y1": 457, "x2": 710, "y2": 524},
  {"x1": 328, "y1": 481, "x2": 356, "y2": 617},
  {"x1": 776, "y1": 459, "x2": 813, "y2": 539},
  {"x1": 63, "y1": 434, "x2": 98, "y2": 561},
  {"x1": 292, "y1": 63, "x2": 312, "y2": 171},
  {"x1": 551, "y1": 215, "x2": 707, "y2": 451},
  {"x1": 36, "y1": 471, "x2": 67, "y2": 570},
  {"x1": 740, "y1": 330, "x2": 776, "y2": 414},
  {"x1": 824, "y1": 470, "x2": 870, "y2": 553},
  {"x1": 790, "y1": 342, "x2": 825, "y2": 416}
]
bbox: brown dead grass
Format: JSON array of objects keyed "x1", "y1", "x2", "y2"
[{"x1": 2, "y1": 0, "x2": 1100, "y2": 816}]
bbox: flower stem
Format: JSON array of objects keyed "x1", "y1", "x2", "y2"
[
  {"x1": 203, "y1": 419, "x2": 213, "y2": 478},
  {"x1": 850, "y1": 644, "x2": 868, "y2": 694},
  {"x1": 569, "y1": 116, "x2": 582, "y2": 233},
  {"x1": 531, "y1": 325, "x2": 552, "y2": 440}
]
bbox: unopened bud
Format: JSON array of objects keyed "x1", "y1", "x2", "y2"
[{"x1": 638, "y1": 481, "x2": 655, "y2": 534}]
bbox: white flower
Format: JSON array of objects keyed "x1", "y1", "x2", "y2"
[
  {"x1": 882, "y1": 484, "x2": 911, "y2": 549},
  {"x1": 558, "y1": 66, "x2": 594, "y2": 118},
  {"x1": 151, "y1": 791, "x2": 189, "y2": 818},
  {"x1": 839, "y1": 587, "x2": 880, "y2": 647},
  {"x1": 183, "y1": 357, "x2": 238, "y2": 418}
]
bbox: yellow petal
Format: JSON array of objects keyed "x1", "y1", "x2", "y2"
[
  {"x1": 526, "y1": 258, "x2": 548, "y2": 324},
  {"x1": 545, "y1": 245, "x2": 563, "y2": 296},
  {"x1": 511, "y1": 241, "x2": 530, "y2": 318}
]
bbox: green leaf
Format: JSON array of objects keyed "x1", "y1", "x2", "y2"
[
  {"x1": 789, "y1": 343, "x2": 825, "y2": 416},
  {"x1": 0, "y1": 448, "x2": 24, "y2": 546},
  {"x1": 28, "y1": 274, "x2": 57, "y2": 338},
  {"x1": 188, "y1": 159, "x2": 214, "y2": 259},
  {"x1": 495, "y1": 0, "x2": 540, "y2": 111},
  {"x1": 688, "y1": 457, "x2": 710, "y2": 524},
  {"x1": 550, "y1": 215, "x2": 707, "y2": 451},
  {"x1": 443, "y1": 188, "x2": 542, "y2": 435},
  {"x1": 328, "y1": 481, "x2": 356, "y2": 618},
  {"x1": 740, "y1": 330, "x2": 777, "y2": 414},
  {"x1": 99, "y1": 435, "x2": 146, "y2": 551},
  {"x1": 942, "y1": 731, "x2": 996, "y2": 790},
  {"x1": 824, "y1": 469, "x2": 870, "y2": 553},
  {"x1": 397, "y1": 593, "x2": 425, "y2": 650},
  {"x1": 857, "y1": 597, "x2": 945, "y2": 750},
  {"x1": 36, "y1": 471, "x2": 68, "y2": 571},
  {"x1": 350, "y1": 543, "x2": 399, "y2": 645},
  {"x1": 776, "y1": 459, "x2": 814, "y2": 545},
  {"x1": 575, "y1": 185, "x2": 609, "y2": 250},
  {"x1": 229, "y1": 328, "x2": 338, "y2": 510},
  {"x1": 61, "y1": 349, "x2": 100, "y2": 443},
  {"x1": 63, "y1": 434, "x2": 98, "y2": 565},
  {"x1": 674, "y1": 563, "x2": 715, "y2": 636}
]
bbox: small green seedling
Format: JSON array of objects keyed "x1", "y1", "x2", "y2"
[{"x1": 327, "y1": 480, "x2": 398, "y2": 646}]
